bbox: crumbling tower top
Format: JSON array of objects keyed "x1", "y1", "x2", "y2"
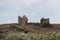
[
  {"x1": 18, "y1": 15, "x2": 28, "y2": 26},
  {"x1": 23, "y1": 15, "x2": 28, "y2": 25},
  {"x1": 40, "y1": 18, "x2": 50, "y2": 27},
  {"x1": 18, "y1": 16, "x2": 23, "y2": 25}
]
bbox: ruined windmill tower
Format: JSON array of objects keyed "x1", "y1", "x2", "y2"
[
  {"x1": 40, "y1": 18, "x2": 50, "y2": 27},
  {"x1": 18, "y1": 15, "x2": 28, "y2": 26},
  {"x1": 18, "y1": 16, "x2": 23, "y2": 26},
  {"x1": 23, "y1": 15, "x2": 28, "y2": 25}
]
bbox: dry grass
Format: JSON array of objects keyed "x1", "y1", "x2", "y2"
[{"x1": 6, "y1": 32, "x2": 60, "y2": 40}]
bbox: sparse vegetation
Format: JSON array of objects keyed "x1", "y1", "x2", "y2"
[
  {"x1": 0, "y1": 16, "x2": 60, "y2": 40},
  {"x1": 5, "y1": 32, "x2": 60, "y2": 40},
  {"x1": 0, "y1": 30, "x2": 4, "y2": 34}
]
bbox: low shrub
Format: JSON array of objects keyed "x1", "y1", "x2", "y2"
[{"x1": 6, "y1": 32, "x2": 60, "y2": 40}]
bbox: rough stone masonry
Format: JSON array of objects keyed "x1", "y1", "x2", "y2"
[{"x1": 0, "y1": 15, "x2": 60, "y2": 33}]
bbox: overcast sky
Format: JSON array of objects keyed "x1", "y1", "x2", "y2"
[{"x1": 0, "y1": 0, "x2": 60, "y2": 24}]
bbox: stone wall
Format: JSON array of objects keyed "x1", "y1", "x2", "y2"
[
  {"x1": 40, "y1": 18, "x2": 50, "y2": 27},
  {"x1": 1, "y1": 15, "x2": 60, "y2": 33},
  {"x1": 18, "y1": 16, "x2": 51, "y2": 27},
  {"x1": 23, "y1": 15, "x2": 28, "y2": 25},
  {"x1": 18, "y1": 16, "x2": 23, "y2": 26},
  {"x1": 18, "y1": 15, "x2": 28, "y2": 26}
]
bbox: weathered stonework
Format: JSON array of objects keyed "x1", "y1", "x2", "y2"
[
  {"x1": 40, "y1": 18, "x2": 50, "y2": 27},
  {"x1": 23, "y1": 15, "x2": 28, "y2": 25},
  {"x1": 18, "y1": 15, "x2": 28, "y2": 26},
  {"x1": 18, "y1": 16, "x2": 23, "y2": 26},
  {"x1": 0, "y1": 15, "x2": 60, "y2": 34}
]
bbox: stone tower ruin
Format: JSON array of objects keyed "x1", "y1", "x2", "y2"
[
  {"x1": 18, "y1": 16, "x2": 23, "y2": 26},
  {"x1": 40, "y1": 18, "x2": 50, "y2": 27},
  {"x1": 23, "y1": 15, "x2": 28, "y2": 25},
  {"x1": 18, "y1": 15, "x2": 28, "y2": 26},
  {"x1": 18, "y1": 15, "x2": 51, "y2": 27}
]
